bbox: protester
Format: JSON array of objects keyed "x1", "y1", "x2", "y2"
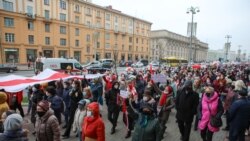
[
  {"x1": 198, "y1": 87, "x2": 224, "y2": 141},
  {"x1": 35, "y1": 100, "x2": 61, "y2": 141},
  {"x1": 0, "y1": 92, "x2": 9, "y2": 133},
  {"x1": 26, "y1": 86, "x2": 33, "y2": 115},
  {"x1": 62, "y1": 80, "x2": 83, "y2": 139},
  {"x1": 45, "y1": 86, "x2": 64, "y2": 124},
  {"x1": 73, "y1": 99, "x2": 90, "y2": 141},
  {"x1": 62, "y1": 81, "x2": 71, "y2": 128},
  {"x1": 0, "y1": 113, "x2": 28, "y2": 141},
  {"x1": 176, "y1": 80, "x2": 199, "y2": 141},
  {"x1": 132, "y1": 102, "x2": 161, "y2": 141},
  {"x1": 55, "y1": 80, "x2": 64, "y2": 97},
  {"x1": 6, "y1": 91, "x2": 24, "y2": 117},
  {"x1": 82, "y1": 102, "x2": 105, "y2": 141},
  {"x1": 105, "y1": 81, "x2": 122, "y2": 134},
  {"x1": 229, "y1": 88, "x2": 250, "y2": 141}
]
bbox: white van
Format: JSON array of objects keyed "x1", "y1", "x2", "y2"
[{"x1": 35, "y1": 58, "x2": 83, "y2": 72}]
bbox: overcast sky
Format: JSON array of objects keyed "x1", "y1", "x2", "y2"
[{"x1": 94, "y1": 0, "x2": 250, "y2": 54}]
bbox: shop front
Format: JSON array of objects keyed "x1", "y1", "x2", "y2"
[
  {"x1": 26, "y1": 49, "x2": 37, "y2": 62},
  {"x1": 43, "y1": 50, "x2": 53, "y2": 58},
  {"x1": 4, "y1": 48, "x2": 19, "y2": 63}
]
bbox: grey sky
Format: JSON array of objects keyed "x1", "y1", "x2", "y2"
[{"x1": 94, "y1": 0, "x2": 250, "y2": 54}]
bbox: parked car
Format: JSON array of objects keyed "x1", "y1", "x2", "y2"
[
  {"x1": 99, "y1": 59, "x2": 114, "y2": 68},
  {"x1": 86, "y1": 66, "x2": 111, "y2": 74},
  {"x1": 0, "y1": 64, "x2": 18, "y2": 73},
  {"x1": 131, "y1": 62, "x2": 144, "y2": 68},
  {"x1": 82, "y1": 61, "x2": 102, "y2": 69},
  {"x1": 119, "y1": 60, "x2": 133, "y2": 67}
]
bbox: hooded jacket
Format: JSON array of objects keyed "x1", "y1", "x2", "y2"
[
  {"x1": 82, "y1": 102, "x2": 105, "y2": 141},
  {"x1": 35, "y1": 109, "x2": 61, "y2": 141},
  {"x1": 105, "y1": 81, "x2": 122, "y2": 111},
  {"x1": 0, "y1": 92, "x2": 9, "y2": 119}
]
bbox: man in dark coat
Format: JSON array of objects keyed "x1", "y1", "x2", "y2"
[
  {"x1": 229, "y1": 88, "x2": 250, "y2": 141},
  {"x1": 105, "y1": 81, "x2": 122, "y2": 134},
  {"x1": 175, "y1": 80, "x2": 199, "y2": 141}
]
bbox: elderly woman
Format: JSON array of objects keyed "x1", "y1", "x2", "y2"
[{"x1": 197, "y1": 87, "x2": 224, "y2": 141}]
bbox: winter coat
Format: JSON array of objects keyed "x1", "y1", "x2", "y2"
[
  {"x1": 0, "y1": 130, "x2": 28, "y2": 141},
  {"x1": 175, "y1": 87, "x2": 199, "y2": 122},
  {"x1": 105, "y1": 84, "x2": 122, "y2": 112},
  {"x1": 224, "y1": 89, "x2": 237, "y2": 111},
  {"x1": 198, "y1": 92, "x2": 223, "y2": 132},
  {"x1": 90, "y1": 83, "x2": 103, "y2": 104},
  {"x1": 132, "y1": 114, "x2": 161, "y2": 141},
  {"x1": 35, "y1": 109, "x2": 61, "y2": 141},
  {"x1": 6, "y1": 91, "x2": 23, "y2": 106},
  {"x1": 62, "y1": 88, "x2": 71, "y2": 109},
  {"x1": 73, "y1": 109, "x2": 86, "y2": 132},
  {"x1": 31, "y1": 90, "x2": 44, "y2": 105},
  {"x1": 0, "y1": 92, "x2": 9, "y2": 119},
  {"x1": 229, "y1": 97, "x2": 250, "y2": 133},
  {"x1": 103, "y1": 76, "x2": 112, "y2": 92},
  {"x1": 82, "y1": 103, "x2": 105, "y2": 141},
  {"x1": 69, "y1": 88, "x2": 83, "y2": 109}
]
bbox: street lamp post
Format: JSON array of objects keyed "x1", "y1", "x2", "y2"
[
  {"x1": 187, "y1": 6, "x2": 199, "y2": 63},
  {"x1": 113, "y1": 48, "x2": 119, "y2": 80},
  {"x1": 225, "y1": 35, "x2": 231, "y2": 61}
]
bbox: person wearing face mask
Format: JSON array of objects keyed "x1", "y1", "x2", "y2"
[
  {"x1": 105, "y1": 81, "x2": 122, "y2": 134},
  {"x1": 132, "y1": 102, "x2": 161, "y2": 141},
  {"x1": 82, "y1": 102, "x2": 105, "y2": 141},
  {"x1": 62, "y1": 80, "x2": 83, "y2": 139},
  {"x1": 197, "y1": 87, "x2": 223, "y2": 141},
  {"x1": 139, "y1": 90, "x2": 157, "y2": 116},
  {"x1": 30, "y1": 84, "x2": 44, "y2": 134},
  {"x1": 35, "y1": 100, "x2": 61, "y2": 141},
  {"x1": 62, "y1": 81, "x2": 71, "y2": 128},
  {"x1": 45, "y1": 86, "x2": 64, "y2": 125},
  {"x1": 73, "y1": 99, "x2": 90, "y2": 141},
  {"x1": 175, "y1": 80, "x2": 199, "y2": 141}
]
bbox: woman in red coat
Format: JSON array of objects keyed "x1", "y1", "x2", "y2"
[{"x1": 82, "y1": 102, "x2": 105, "y2": 141}]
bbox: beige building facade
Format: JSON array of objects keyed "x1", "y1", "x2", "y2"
[
  {"x1": 150, "y1": 30, "x2": 208, "y2": 62},
  {"x1": 0, "y1": 0, "x2": 151, "y2": 64}
]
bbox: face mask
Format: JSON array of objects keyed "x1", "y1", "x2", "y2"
[
  {"x1": 86, "y1": 110, "x2": 92, "y2": 117},
  {"x1": 32, "y1": 87, "x2": 37, "y2": 92},
  {"x1": 37, "y1": 111, "x2": 46, "y2": 117},
  {"x1": 82, "y1": 92, "x2": 87, "y2": 97},
  {"x1": 147, "y1": 84, "x2": 151, "y2": 88},
  {"x1": 72, "y1": 84, "x2": 76, "y2": 88},
  {"x1": 143, "y1": 96, "x2": 149, "y2": 101}
]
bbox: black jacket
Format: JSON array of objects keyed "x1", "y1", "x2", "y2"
[
  {"x1": 69, "y1": 88, "x2": 83, "y2": 109},
  {"x1": 176, "y1": 87, "x2": 199, "y2": 122},
  {"x1": 105, "y1": 88, "x2": 121, "y2": 111}
]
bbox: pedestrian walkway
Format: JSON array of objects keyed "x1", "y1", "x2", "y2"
[{"x1": 21, "y1": 105, "x2": 250, "y2": 141}]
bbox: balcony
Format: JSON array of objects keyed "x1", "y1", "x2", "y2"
[
  {"x1": 25, "y1": 13, "x2": 36, "y2": 20},
  {"x1": 114, "y1": 29, "x2": 119, "y2": 34},
  {"x1": 121, "y1": 31, "x2": 127, "y2": 36},
  {"x1": 43, "y1": 17, "x2": 52, "y2": 23}
]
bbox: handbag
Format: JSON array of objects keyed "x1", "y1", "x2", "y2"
[{"x1": 207, "y1": 103, "x2": 222, "y2": 128}]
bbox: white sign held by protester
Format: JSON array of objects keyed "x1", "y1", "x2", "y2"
[
  {"x1": 120, "y1": 90, "x2": 128, "y2": 98},
  {"x1": 152, "y1": 74, "x2": 167, "y2": 83}
]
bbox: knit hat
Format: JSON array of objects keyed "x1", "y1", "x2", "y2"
[
  {"x1": 4, "y1": 113, "x2": 23, "y2": 131},
  {"x1": 37, "y1": 100, "x2": 50, "y2": 111}
]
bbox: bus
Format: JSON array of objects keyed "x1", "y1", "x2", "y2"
[{"x1": 161, "y1": 57, "x2": 188, "y2": 67}]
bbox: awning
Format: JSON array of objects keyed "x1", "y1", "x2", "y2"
[{"x1": 4, "y1": 49, "x2": 18, "y2": 52}]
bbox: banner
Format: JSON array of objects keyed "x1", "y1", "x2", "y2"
[{"x1": 152, "y1": 74, "x2": 167, "y2": 83}]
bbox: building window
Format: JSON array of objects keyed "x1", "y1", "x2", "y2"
[
  {"x1": 4, "y1": 17, "x2": 14, "y2": 27},
  {"x1": 105, "y1": 43, "x2": 110, "y2": 48},
  {"x1": 28, "y1": 35, "x2": 34, "y2": 44},
  {"x1": 129, "y1": 37, "x2": 132, "y2": 43},
  {"x1": 45, "y1": 37, "x2": 50, "y2": 45},
  {"x1": 86, "y1": 45, "x2": 90, "y2": 53},
  {"x1": 60, "y1": 26, "x2": 66, "y2": 34},
  {"x1": 74, "y1": 51, "x2": 81, "y2": 62},
  {"x1": 96, "y1": 21, "x2": 101, "y2": 28},
  {"x1": 45, "y1": 10, "x2": 50, "y2": 19},
  {"x1": 97, "y1": 42, "x2": 100, "y2": 48},
  {"x1": 28, "y1": 21, "x2": 34, "y2": 30},
  {"x1": 105, "y1": 23, "x2": 110, "y2": 29},
  {"x1": 115, "y1": 34, "x2": 118, "y2": 41},
  {"x1": 44, "y1": 0, "x2": 49, "y2": 5},
  {"x1": 60, "y1": 38, "x2": 66, "y2": 46},
  {"x1": 45, "y1": 23, "x2": 50, "y2": 32},
  {"x1": 114, "y1": 16, "x2": 118, "y2": 23},
  {"x1": 5, "y1": 33, "x2": 15, "y2": 42},
  {"x1": 85, "y1": 7, "x2": 91, "y2": 15},
  {"x1": 75, "y1": 28, "x2": 79, "y2": 36},
  {"x1": 27, "y1": 6, "x2": 33, "y2": 15},
  {"x1": 75, "y1": 40, "x2": 79, "y2": 47},
  {"x1": 75, "y1": 5, "x2": 80, "y2": 12},
  {"x1": 58, "y1": 50, "x2": 67, "y2": 58},
  {"x1": 105, "y1": 53, "x2": 111, "y2": 59},
  {"x1": 105, "y1": 33, "x2": 110, "y2": 40},
  {"x1": 106, "y1": 13, "x2": 110, "y2": 21},
  {"x1": 60, "y1": 13, "x2": 66, "y2": 21},
  {"x1": 122, "y1": 18, "x2": 126, "y2": 24},
  {"x1": 75, "y1": 16, "x2": 79, "y2": 23},
  {"x1": 96, "y1": 11, "x2": 100, "y2": 17},
  {"x1": 129, "y1": 45, "x2": 132, "y2": 51},
  {"x1": 86, "y1": 34, "x2": 90, "y2": 42},
  {"x1": 60, "y1": 0, "x2": 66, "y2": 9},
  {"x1": 3, "y1": 0, "x2": 13, "y2": 11},
  {"x1": 136, "y1": 38, "x2": 138, "y2": 43}
]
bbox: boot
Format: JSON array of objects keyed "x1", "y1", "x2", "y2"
[
  {"x1": 125, "y1": 130, "x2": 131, "y2": 138},
  {"x1": 111, "y1": 126, "x2": 116, "y2": 134}
]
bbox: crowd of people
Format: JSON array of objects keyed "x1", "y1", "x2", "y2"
[{"x1": 0, "y1": 63, "x2": 250, "y2": 141}]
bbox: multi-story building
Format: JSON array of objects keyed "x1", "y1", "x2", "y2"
[
  {"x1": 150, "y1": 30, "x2": 208, "y2": 62},
  {"x1": 0, "y1": 0, "x2": 151, "y2": 64},
  {"x1": 206, "y1": 49, "x2": 238, "y2": 62}
]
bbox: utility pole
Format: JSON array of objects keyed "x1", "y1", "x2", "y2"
[{"x1": 225, "y1": 35, "x2": 231, "y2": 61}]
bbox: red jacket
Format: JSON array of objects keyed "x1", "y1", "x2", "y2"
[
  {"x1": 82, "y1": 102, "x2": 105, "y2": 141},
  {"x1": 103, "y1": 76, "x2": 112, "y2": 92},
  {"x1": 7, "y1": 91, "x2": 23, "y2": 105}
]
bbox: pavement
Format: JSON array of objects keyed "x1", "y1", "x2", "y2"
[{"x1": 20, "y1": 105, "x2": 250, "y2": 141}]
